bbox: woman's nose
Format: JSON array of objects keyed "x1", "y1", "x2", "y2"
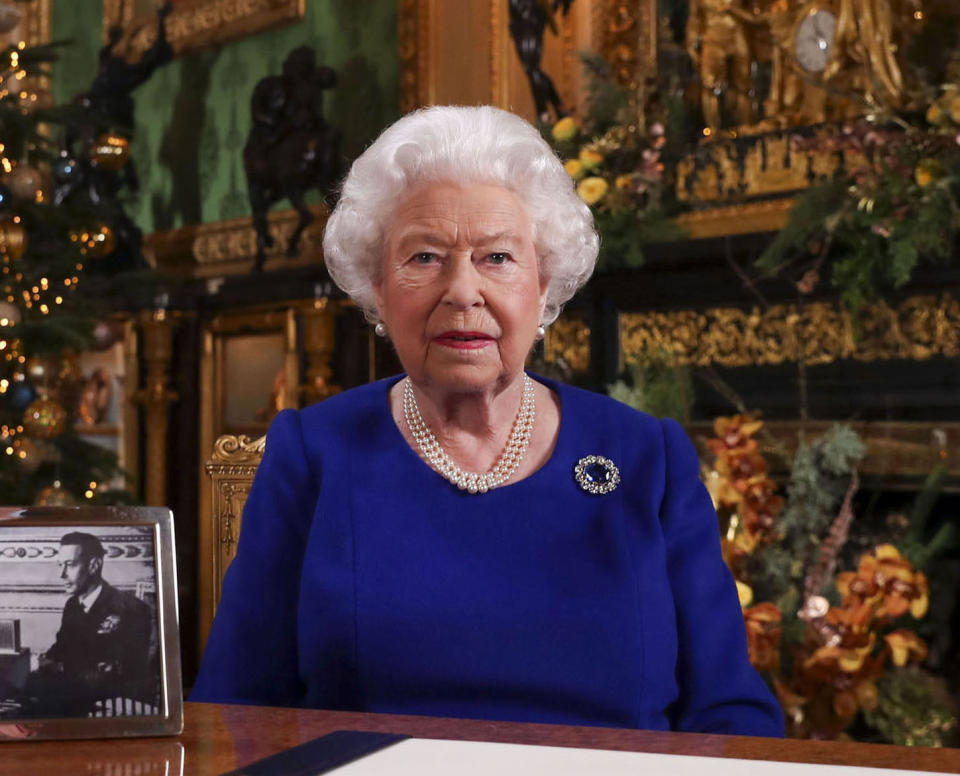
[{"x1": 442, "y1": 256, "x2": 483, "y2": 308}]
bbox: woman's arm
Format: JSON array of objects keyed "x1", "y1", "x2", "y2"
[
  {"x1": 191, "y1": 409, "x2": 318, "y2": 706},
  {"x1": 659, "y1": 418, "x2": 784, "y2": 737}
]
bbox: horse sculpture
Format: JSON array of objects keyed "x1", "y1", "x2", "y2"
[{"x1": 244, "y1": 46, "x2": 341, "y2": 271}]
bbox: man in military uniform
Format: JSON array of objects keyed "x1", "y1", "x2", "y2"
[{"x1": 22, "y1": 533, "x2": 156, "y2": 717}]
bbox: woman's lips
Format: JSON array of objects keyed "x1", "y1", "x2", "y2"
[{"x1": 433, "y1": 331, "x2": 494, "y2": 350}]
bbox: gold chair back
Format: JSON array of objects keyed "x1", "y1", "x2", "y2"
[{"x1": 200, "y1": 433, "x2": 265, "y2": 648}]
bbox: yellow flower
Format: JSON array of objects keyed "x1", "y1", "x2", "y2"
[
  {"x1": 915, "y1": 159, "x2": 940, "y2": 188},
  {"x1": 736, "y1": 580, "x2": 753, "y2": 608},
  {"x1": 885, "y1": 630, "x2": 928, "y2": 667},
  {"x1": 551, "y1": 116, "x2": 578, "y2": 142},
  {"x1": 578, "y1": 147, "x2": 604, "y2": 170},
  {"x1": 576, "y1": 176, "x2": 608, "y2": 205},
  {"x1": 564, "y1": 159, "x2": 585, "y2": 180},
  {"x1": 615, "y1": 174, "x2": 634, "y2": 191},
  {"x1": 950, "y1": 95, "x2": 960, "y2": 124},
  {"x1": 926, "y1": 101, "x2": 943, "y2": 125}
]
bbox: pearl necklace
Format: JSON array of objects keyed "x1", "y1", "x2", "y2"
[{"x1": 402, "y1": 374, "x2": 536, "y2": 494}]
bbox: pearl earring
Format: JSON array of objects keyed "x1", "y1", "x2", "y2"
[
  {"x1": 374, "y1": 322, "x2": 387, "y2": 337},
  {"x1": 535, "y1": 324, "x2": 546, "y2": 340}
]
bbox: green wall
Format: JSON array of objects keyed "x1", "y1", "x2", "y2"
[{"x1": 52, "y1": 0, "x2": 399, "y2": 232}]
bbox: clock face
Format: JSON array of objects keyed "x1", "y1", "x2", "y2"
[{"x1": 795, "y1": 9, "x2": 837, "y2": 73}]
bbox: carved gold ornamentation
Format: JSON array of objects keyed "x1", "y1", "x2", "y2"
[
  {"x1": 19, "y1": 0, "x2": 51, "y2": 46},
  {"x1": 203, "y1": 437, "x2": 265, "y2": 634},
  {"x1": 133, "y1": 310, "x2": 179, "y2": 508},
  {"x1": 676, "y1": 129, "x2": 852, "y2": 205},
  {"x1": 144, "y1": 206, "x2": 327, "y2": 278},
  {"x1": 102, "y1": 0, "x2": 305, "y2": 59},
  {"x1": 544, "y1": 312, "x2": 591, "y2": 373},
  {"x1": 398, "y1": 0, "x2": 426, "y2": 113},
  {"x1": 621, "y1": 294, "x2": 960, "y2": 368},
  {"x1": 210, "y1": 433, "x2": 266, "y2": 465}
]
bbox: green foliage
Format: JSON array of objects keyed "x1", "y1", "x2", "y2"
[
  {"x1": 756, "y1": 127, "x2": 960, "y2": 310},
  {"x1": 747, "y1": 425, "x2": 866, "y2": 605},
  {"x1": 595, "y1": 208, "x2": 686, "y2": 270},
  {"x1": 864, "y1": 667, "x2": 959, "y2": 747},
  {"x1": 607, "y1": 355, "x2": 693, "y2": 421}
]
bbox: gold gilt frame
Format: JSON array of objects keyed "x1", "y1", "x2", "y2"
[{"x1": 102, "y1": 0, "x2": 305, "y2": 59}]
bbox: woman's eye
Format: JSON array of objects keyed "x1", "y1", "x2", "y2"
[
  {"x1": 412, "y1": 252, "x2": 436, "y2": 265},
  {"x1": 487, "y1": 252, "x2": 510, "y2": 265}
]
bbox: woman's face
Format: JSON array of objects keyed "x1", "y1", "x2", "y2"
[{"x1": 375, "y1": 181, "x2": 547, "y2": 395}]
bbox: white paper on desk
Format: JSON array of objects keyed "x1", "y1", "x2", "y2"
[{"x1": 326, "y1": 738, "x2": 948, "y2": 776}]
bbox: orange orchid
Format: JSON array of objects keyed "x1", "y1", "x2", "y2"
[
  {"x1": 839, "y1": 545, "x2": 929, "y2": 624},
  {"x1": 884, "y1": 630, "x2": 928, "y2": 667},
  {"x1": 743, "y1": 602, "x2": 782, "y2": 672}
]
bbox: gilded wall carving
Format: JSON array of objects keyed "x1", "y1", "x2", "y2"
[
  {"x1": 621, "y1": 295, "x2": 960, "y2": 368},
  {"x1": 103, "y1": 0, "x2": 305, "y2": 59}
]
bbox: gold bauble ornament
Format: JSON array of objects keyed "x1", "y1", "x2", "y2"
[
  {"x1": 91, "y1": 134, "x2": 130, "y2": 171},
  {"x1": 22, "y1": 396, "x2": 66, "y2": 439},
  {"x1": 12, "y1": 436, "x2": 40, "y2": 474},
  {"x1": 0, "y1": 220, "x2": 26, "y2": 260},
  {"x1": 34, "y1": 480, "x2": 76, "y2": 506},
  {"x1": 5, "y1": 162, "x2": 43, "y2": 201},
  {"x1": 0, "y1": 299, "x2": 20, "y2": 326},
  {"x1": 72, "y1": 224, "x2": 116, "y2": 257}
]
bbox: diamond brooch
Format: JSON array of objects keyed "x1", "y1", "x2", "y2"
[{"x1": 574, "y1": 455, "x2": 620, "y2": 495}]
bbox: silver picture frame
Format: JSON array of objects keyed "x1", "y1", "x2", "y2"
[{"x1": 0, "y1": 506, "x2": 182, "y2": 740}]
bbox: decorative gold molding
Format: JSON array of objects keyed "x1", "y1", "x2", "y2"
[
  {"x1": 144, "y1": 205, "x2": 327, "y2": 278},
  {"x1": 397, "y1": 0, "x2": 423, "y2": 113},
  {"x1": 690, "y1": 420, "x2": 960, "y2": 485},
  {"x1": 544, "y1": 312, "x2": 591, "y2": 373},
  {"x1": 674, "y1": 199, "x2": 794, "y2": 240},
  {"x1": 201, "y1": 438, "x2": 265, "y2": 648},
  {"x1": 133, "y1": 310, "x2": 179, "y2": 507},
  {"x1": 21, "y1": 0, "x2": 51, "y2": 46},
  {"x1": 621, "y1": 294, "x2": 960, "y2": 368},
  {"x1": 102, "y1": 0, "x2": 305, "y2": 59},
  {"x1": 210, "y1": 433, "x2": 266, "y2": 465}
]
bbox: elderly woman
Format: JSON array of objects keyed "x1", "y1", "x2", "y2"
[{"x1": 192, "y1": 106, "x2": 783, "y2": 736}]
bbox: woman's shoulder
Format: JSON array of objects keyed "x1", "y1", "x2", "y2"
[{"x1": 540, "y1": 375, "x2": 664, "y2": 435}]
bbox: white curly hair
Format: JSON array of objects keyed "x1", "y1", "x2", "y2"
[{"x1": 322, "y1": 105, "x2": 599, "y2": 325}]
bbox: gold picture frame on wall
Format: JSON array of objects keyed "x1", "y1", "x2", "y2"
[{"x1": 102, "y1": 0, "x2": 306, "y2": 59}]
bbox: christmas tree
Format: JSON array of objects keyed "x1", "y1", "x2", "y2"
[{"x1": 0, "y1": 32, "x2": 135, "y2": 506}]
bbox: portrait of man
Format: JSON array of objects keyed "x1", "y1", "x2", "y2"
[{"x1": 19, "y1": 532, "x2": 157, "y2": 718}]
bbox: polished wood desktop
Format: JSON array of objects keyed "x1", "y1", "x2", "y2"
[{"x1": 1, "y1": 702, "x2": 959, "y2": 774}]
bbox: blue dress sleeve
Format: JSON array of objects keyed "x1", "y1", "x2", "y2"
[
  {"x1": 190, "y1": 409, "x2": 318, "y2": 706},
  {"x1": 659, "y1": 417, "x2": 784, "y2": 737}
]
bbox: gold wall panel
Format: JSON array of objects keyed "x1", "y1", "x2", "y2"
[
  {"x1": 103, "y1": 0, "x2": 305, "y2": 59},
  {"x1": 621, "y1": 294, "x2": 960, "y2": 368}
]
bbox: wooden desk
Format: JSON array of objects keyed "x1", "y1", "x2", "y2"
[{"x1": 1, "y1": 702, "x2": 959, "y2": 775}]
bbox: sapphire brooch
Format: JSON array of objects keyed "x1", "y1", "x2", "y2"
[{"x1": 574, "y1": 455, "x2": 620, "y2": 495}]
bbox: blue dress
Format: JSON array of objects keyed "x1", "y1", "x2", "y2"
[{"x1": 192, "y1": 374, "x2": 783, "y2": 736}]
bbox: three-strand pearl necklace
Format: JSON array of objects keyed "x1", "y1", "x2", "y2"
[{"x1": 402, "y1": 374, "x2": 536, "y2": 494}]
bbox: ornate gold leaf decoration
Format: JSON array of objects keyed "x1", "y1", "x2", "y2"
[
  {"x1": 144, "y1": 206, "x2": 327, "y2": 278},
  {"x1": 544, "y1": 312, "x2": 591, "y2": 373},
  {"x1": 621, "y1": 295, "x2": 960, "y2": 368},
  {"x1": 103, "y1": 0, "x2": 305, "y2": 59},
  {"x1": 210, "y1": 434, "x2": 266, "y2": 465},
  {"x1": 398, "y1": 0, "x2": 426, "y2": 113}
]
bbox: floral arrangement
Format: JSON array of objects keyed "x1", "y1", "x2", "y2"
[
  {"x1": 545, "y1": 57, "x2": 683, "y2": 270},
  {"x1": 705, "y1": 415, "x2": 958, "y2": 743},
  {"x1": 756, "y1": 103, "x2": 960, "y2": 308}
]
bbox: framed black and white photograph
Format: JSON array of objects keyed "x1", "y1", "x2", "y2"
[{"x1": 0, "y1": 507, "x2": 182, "y2": 740}]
